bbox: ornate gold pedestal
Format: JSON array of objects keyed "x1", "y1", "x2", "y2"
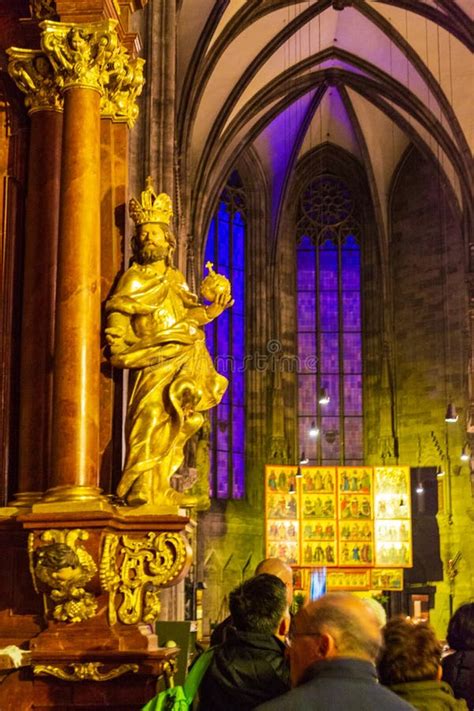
[{"x1": 0, "y1": 512, "x2": 192, "y2": 710}]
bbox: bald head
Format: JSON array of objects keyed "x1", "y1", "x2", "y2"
[
  {"x1": 255, "y1": 558, "x2": 293, "y2": 603},
  {"x1": 289, "y1": 593, "x2": 382, "y2": 686}
]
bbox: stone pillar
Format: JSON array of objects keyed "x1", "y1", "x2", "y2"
[
  {"x1": 6, "y1": 50, "x2": 63, "y2": 511},
  {"x1": 143, "y1": 0, "x2": 175, "y2": 196},
  {"x1": 33, "y1": 20, "x2": 121, "y2": 508}
]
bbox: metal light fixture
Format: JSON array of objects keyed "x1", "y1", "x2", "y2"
[
  {"x1": 416, "y1": 482, "x2": 424, "y2": 494},
  {"x1": 309, "y1": 421, "x2": 319, "y2": 437},
  {"x1": 445, "y1": 403, "x2": 458, "y2": 423},
  {"x1": 460, "y1": 444, "x2": 470, "y2": 462},
  {"x1": 319, "y1": 387, "x2": 330, "y2": 405},
  {"x1": 299, "y1": 451, "x2": 309, "y2": 465},
  {"x1": 436, "y1": 465, "x2": 445, "y2": 478},
  {"x1": 296, "y1": 466, "x2": 303, "y2": 478}
]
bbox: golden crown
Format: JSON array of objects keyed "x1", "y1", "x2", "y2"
[{"x1": 129, "y1": 176, "x2": 173, "y2": 226}]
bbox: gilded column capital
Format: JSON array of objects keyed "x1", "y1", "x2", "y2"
[
  {"x1": 7, "y1": 49, "x2": 63, "y2": 114},
  {"x1": 100, "y1": 53, "x2": 145, "y2": 127},
  {"x1": 40, "y1": 19, "x2": 120, "y2": 93}
]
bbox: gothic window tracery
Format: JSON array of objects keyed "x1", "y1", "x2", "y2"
[{"x1": 296, "y1": 175, "x2": 363, "y2": 465}]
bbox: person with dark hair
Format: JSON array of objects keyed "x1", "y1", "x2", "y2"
[
  {"x1": 256, "y1": 593, "x2": 413, "y2": 710},
  {"x1": 210, "y1": 558, "x2": 293, "y2": 645},
  {"x1": 442, "y1": 603, "x2": 474, "y2": 710},
  {"x1": 198, "y1": 574, "x2": 290, "y2": 711},
  {"x1": 378, "y1": 616, "x2": 467, "y2": 710}
]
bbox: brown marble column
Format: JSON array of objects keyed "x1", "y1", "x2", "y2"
[
  {"x1": 6, "y1": 50, "x2": 63, "y2": 511},
  {"x1": 44, "y1": 85, "x2": 103, "y2": 503}
]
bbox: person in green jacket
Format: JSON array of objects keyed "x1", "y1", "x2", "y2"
[{"x1": 378, "y1": 616, "x2": 468, "y2": 710}]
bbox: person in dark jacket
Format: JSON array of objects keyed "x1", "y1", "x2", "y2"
[
  {"x1": 378, "y1": 616, "x2": 467, "y2": 710},
  {"x1": 442, "y1": 603, "x2": 474, "y2": 710},
  {"x1": 256, "y1": 592, "x2": 414, "y2": 711},
  {"x1": 198, "y1": 573, "x2": 290, "y2": 711},
  {"x1": 210, "y1": 557, "x2": 293, "y2": 645}
]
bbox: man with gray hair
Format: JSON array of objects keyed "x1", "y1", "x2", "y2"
[{"x1": 256, "y1": 593, "x2": 415, "y2": 710}]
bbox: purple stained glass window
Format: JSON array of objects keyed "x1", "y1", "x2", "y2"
[
  {"x1": 320, "y1": 332, "x2": 339, "y2": 373},
  {"x1": 342, "y1": 291, "x2": 361, "y2": 331},
  {"x1": 299, "y1": 375, "x2": 316, "y2": 414},
  {"x1": 344, "y1": 374, "x2": 363, "y2": 415},
  {"x1": 204, "y1": 171, "x2": 246, "y2": 499},
  {"x1": 343, "y1": 332, "x2": 362, "y2": 373},
  {"x1": 299, "y1": 291, "x2": 317, "y2": 330},
  {"x1": 320, "y1": 291, "x2": 339, "y2": 332},
  {"x1": 319, "y1": 249, "x2": 338, "y2": 290},
  {"x1": 296, "y1": 175, "x2": 363, "y2": 465}
]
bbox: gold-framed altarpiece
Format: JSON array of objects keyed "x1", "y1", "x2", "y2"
[{"x1": 265, "y1": 465, "x2": 412, "y2": 592}]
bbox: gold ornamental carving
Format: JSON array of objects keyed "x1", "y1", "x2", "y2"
[
  {"x1": 29, "y1": 529, "x2": 98, "y2": 623},
  {"x1": 7, "y1": 49, "x2": 63, "y2": 113},
  {"x1": 100, "y1": 51, "x2": 145, "y2": 127},
  {"x1": 40, "y1": 19, "x2": 121, "y2": 93},
  {"x1": 34, "y1": 662, "x2": 139, "y2": 681},
  {"x1": 100, "y1": 531, "x2": 190, "y2": 625}
]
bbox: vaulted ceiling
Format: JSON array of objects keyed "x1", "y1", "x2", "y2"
[{"x1": 176, "y1": 0, "x2": 473, "y2": 239}]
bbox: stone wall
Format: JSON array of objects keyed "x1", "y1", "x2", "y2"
[{"x1": 390, "y1": 147, "x2": 472, "y2": 636}]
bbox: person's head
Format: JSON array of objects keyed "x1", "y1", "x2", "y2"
[
  {"x1": 446, "y1": 603, "x2": 474, "y2": 651},
  {"x1": 229, "y1": 573, "x2": 288, "y2": 637},
  {"x1": 378, "y1": 617, "x2": 442, "y2": 685},
  {"x1": 288, "y1": 593, "x2": 382, "y2": 686},
  {"x1": 132, "y1": 221, "x2": 176, "y2": 266},
  {"x1": 362, "y1": 597, "x2": 387, "y2": 628},
  {"x1": 255, "y1": 558, "x2": 294, "y2": 605}
]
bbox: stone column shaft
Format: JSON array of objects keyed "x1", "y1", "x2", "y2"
[
  {"x1": 15, "y1": 110, "x2": 62, "y2": 505},
  {"x1": 46, "y1": 87, "x2": 102, "y2": 500}
]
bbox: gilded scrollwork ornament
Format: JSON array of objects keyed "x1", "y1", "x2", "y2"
[
  {"x1": 100, "y1": 50, "x2": 145, "y2": 127},
  {"x1": 7, "y1": 49, "x2": 63, "y2": 113},
  {"x1": 40, "y1": 19, "x2": 120, "y2": 93},
  {"x1": 100, "y1": 531, "x2": 190, "y2": 626},
  {"x1": 29, "y1": 529, "x2": 98, "y2": 623},
  {"x1": 34, "y1": 662, "x2": 139, "y2": 681}
]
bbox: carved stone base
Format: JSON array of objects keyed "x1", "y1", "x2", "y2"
[
  {"x1": 0, "y1": 511, "x2": 192, "y2": 709},
  {"x1": 0, "y1": 649, "x2": 173, "y2": 711}
]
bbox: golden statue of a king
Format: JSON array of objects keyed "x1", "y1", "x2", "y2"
[{"x1": 105, "y1": 178, "x2": 232, "y2": 512}]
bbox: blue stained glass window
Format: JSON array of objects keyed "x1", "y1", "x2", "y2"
[
  {"x1": 296, "y1": 176, "x2": 363, "y2": 465},
  {"x1": 297, "y1": 248, "x2": 316, "y2": 290},
  {"x1": 320, "y1": 291, "x2": 339, "y2": 332},
  {"x1": 319, "y1": 249, "x2": 338, "y2": 290},
  {"x1": 204, "y1": 170, "x2": 246, "y2": 499},
  {"x1": 298, "y1": 292, "x2": 317, "y2": 330}
]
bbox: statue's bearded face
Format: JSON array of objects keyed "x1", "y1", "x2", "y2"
[{"x1": 137, "y1": 223, "x2": 170, "y2": 264}]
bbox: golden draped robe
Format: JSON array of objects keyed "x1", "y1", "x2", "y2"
[{"x1": 105, "y1": 262, "x2": 227, "y2": 506}]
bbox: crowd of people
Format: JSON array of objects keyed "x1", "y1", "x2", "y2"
[{"x1": 195, "y1": 559, "x2": 474, "y2": 711}]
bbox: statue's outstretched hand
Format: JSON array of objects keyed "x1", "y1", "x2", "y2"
[{"x1": 206, "y1": 291, "x2": 234, "y2": 320}]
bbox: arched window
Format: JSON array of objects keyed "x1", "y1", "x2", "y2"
[
  {"x1": 296, "y1": 175, "x2": 363, "y2": 465},
  {"x1": 203, "y1": 171, "x2": 246, "y2": 498}
]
